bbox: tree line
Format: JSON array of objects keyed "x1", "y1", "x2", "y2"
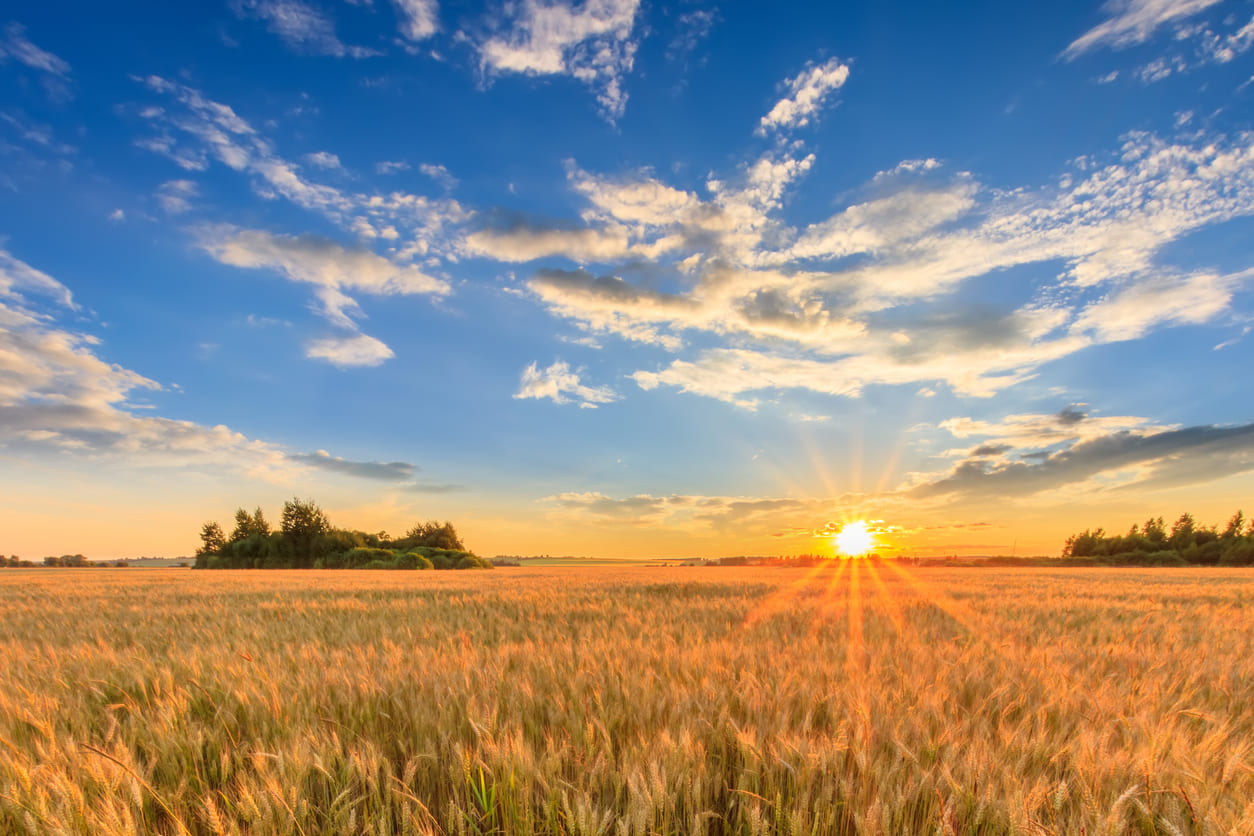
[
  {"x1": 195, "y1": 498, "x2": 492, "y2": 570},
  {"x1": 1062, "y1": 511, "x2": 1254, "y2": 565},
  {"x1": 1, "y1": 554, "x2": 90, "y2": 567}
]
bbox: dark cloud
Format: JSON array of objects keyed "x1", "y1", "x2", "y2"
[
  {"x1": 735, "y1": 288, "x2": 834, "y2": 334},
  {"x1": 404, "y1": 482, "x2": 465, "y2": 494},
  {"x1": 915, "y1": 422, "x2": 1254, "y2": 498},
  {"x1": 695, "y1": 497, "x2": 814, "y2": 530},
  {"x1": 884, "y1": 307, "x2": 1039, "y2": 364},
  {"x1": 1056, "y1": 406, "x2": 1086, "y2": 425},
  {"x1": 531, "y1": 267, "x2": 696, "y2": 310},
  {"x1": 970, "y1": 443, "x2": 1012, "y2": 457},
  {"x1": 289, "y1": 451, "x2": 417, "y2": 481}
]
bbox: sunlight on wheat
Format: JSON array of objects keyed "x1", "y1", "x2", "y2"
[{"x1": 0, "y1": 566, "x2": 1252, "y2": 834}]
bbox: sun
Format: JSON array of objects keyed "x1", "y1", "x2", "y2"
[{"x1": 833, "y1": 520, "x2": 876, "y2": 557}]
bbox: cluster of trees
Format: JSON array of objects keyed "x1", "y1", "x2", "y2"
[
  {"x1": 1063, "y1": 511, "x2": 1254, "y2": 566},
  {"x1": 195, "y1": 498, "x2": 492, "y2": 571},
  {"x1": 1, "y1": 555, "x2": 36, "y2": 567}
]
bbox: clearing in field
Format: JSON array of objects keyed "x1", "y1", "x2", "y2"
[{"x1": 1, "y1": 565, "x2": 1252, "y2": 835}]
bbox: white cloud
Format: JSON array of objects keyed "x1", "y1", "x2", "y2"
[
  {"x1": 419, "y1": 162, "x2": 457, "y2": 189},
  {"x1": 514, "y1": 359, "x2": 618, "y2": 407},
  {"x1": 789, "y1": 182, "x2": 978, "y2": 261},
  {"x1": 393, "y1": 0, "x2": 439, "y2": 40},
  {"x1": 156, "y1": 179, "x2": 199, "y2": 215},
  {"x1": 376, "y1": 160, "x2": 411, "y2": 174},
  {"x1": 304, "y1": 150, "x2": 342, "y2": 169},
  {"x1": 1063, "y1": 0, "x2": 1221, "y2": 58},
  {"x1": 539, "y1": 490, "x2": 893, "y2": 539},
  {"x1": 108, "y1": 209, "x2": 125, "y2": 222},
  {"x1": 472, "y1": 121, "x2": 1254, "y2": 411},
  {"x1": 0, "y1": 110, "x2": 76, "y2": 155},
  {"x1": 0, "y1": 247, "x2": 438, "y2": 495},
  {"x1": 936, "y1": 405, "x2": 1163, "y2": 446},
  {"x1": 758, "y1": 57, "x2": 850, "y2": 134},
  {"x1": 911, "y1": 410, "x2": 1254, "y2": 501},
  {"x1": 466, "y1": 222, "x2": 634, "y2": 262},
  {"x1": 305, "y1": 333, "x2": 395, "y2": 367},
  {"x1": 0, "y1": 22, "x2": 70, "y2": 76},
  {"x1": 196, "y1": 225, "x2": 449, "y2": 328},
  {"x1": 231, "y1": 0, "x2": 380, "y2": 58},
  {"x1": 135, "y1": 78, "x2": 470, "y2": 257},
  {"x1": 666, "y1": 9, "x2": 717, "y2": 62},
  {"x1": 1200, "y1": 15, "x2": 1254, "y2": 63},
  {"x1": 0, "y1": 247, "x2": 287, "y2": 473},
  {"x1": 873, "y1": 158, "x2": 942, "y2": 181},
  {"x1": 570, "y1": 167, "x2": 701, "y2": 227},
  {"x1": 1126, "y1": 13, "x2": 1254, "y2": 82},
  {"x1": 0, "y1": 248, "x2": 76, "y2": 309},
  {"x1": 477, "y1": 0, "x2": 643, "y2": 121},
  {"x1": 1069, "y1": 270, "x2": 1245, "y2": 342}
]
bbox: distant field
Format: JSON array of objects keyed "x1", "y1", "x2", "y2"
[
  {"x1": 2, "y1": 565, "x2": 1252, "y2": 835},
  {"x1": 502, "y1": 557, "x2": 668, "y2": 566}
]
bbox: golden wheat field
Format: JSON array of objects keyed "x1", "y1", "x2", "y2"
[{"x1": 2, "y1": 565, "x2": 1253, "y2": 836}]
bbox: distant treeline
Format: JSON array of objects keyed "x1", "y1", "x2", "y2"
[
  {"x1": 0, "y1": 555, "x2": 191, "y2": 568},
  {"x1": 1061, "y1": 511, "x2": 1254, "y2": 566},
  {"x1": 195, "y1": 498, "x2": 492, "y2": 571},
  {"x1": 0, "y1": 554, "x2": 90, "y2": 568}
]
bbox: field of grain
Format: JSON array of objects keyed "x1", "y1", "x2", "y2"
[{"x1": 1, "y1": 565, "x2": 1252, "y2": 835}]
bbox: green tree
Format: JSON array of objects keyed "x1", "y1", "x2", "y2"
[
  {"x1": 399, "y1": 521, "x2": 465, "y2": 551},
  {"x1": 230, "y1": 508, "x2": 253, "y2": 543},
  {"x1": 1168, "y1": 513, "x2": 1196, "y2": 551},
  {"x1": 198, "y1": 521, "x2": 226, "y2": 556},
  {"x1": 1143, "y1": 516, "x2": 1167, "y2": 546},
  {"x1": 1222, "y1": 510, "x2": 1245, "y2": 540},
  {"x1": 281, "y1": 498, "x2": 330, "y2": 567},
  {"x1": 251, "y1": 506, "x2": 271, "y2": 537},
  {"x1": 281, "y1": 498, "x2": 330, "y2": 538}
]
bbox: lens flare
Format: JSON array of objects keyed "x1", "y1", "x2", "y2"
[{"x1": 834, "y1": 520, "x2": 875, "y2": 557}]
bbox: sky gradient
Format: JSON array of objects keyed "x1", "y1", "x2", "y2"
[{"x1": 2, "y1": 0, "x2": 1254, "y2": 559}]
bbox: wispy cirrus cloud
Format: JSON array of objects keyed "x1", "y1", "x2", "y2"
[
  {"x1": 156, "y1": 179, "x2": 199, "y2": 214},
  {"x1": 514, "y1": 360, "x2": 618, "y2": 408},
  {"x1": 1123, "y1": 12, "x2": 1254, "y2": 82},
  {"x1": 196, "y1": 225, "x2": 448, "y2": 366},
  {"x1": 1, "y1": 248, "x2": 76, "y2": 309},
  {"x1": 196, "y1": 225, "x2": 449, "y2": 310},
  {"x1": 231, "y1": 0, "x2": 381, "y2": 58},
  {"x1": 1063, "y1": 0, "x2": 1221, "y2": 59},
  {"x1": 133, "y1": 76, "x2": 469, "y2": 253},
  {"x1": 131, "y1": 78, "x2": 472, "y2": 369},
  {"x1": 0, "y1": 22, "x2": 72, "y2": 101},
  {"x1": 477, "y1": 0, "x2": 643, "y2": 121}
]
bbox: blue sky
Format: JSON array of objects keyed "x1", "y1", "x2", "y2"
[{"x1": 2, "y1": 0, "x2": 1254, "y2": 558}]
